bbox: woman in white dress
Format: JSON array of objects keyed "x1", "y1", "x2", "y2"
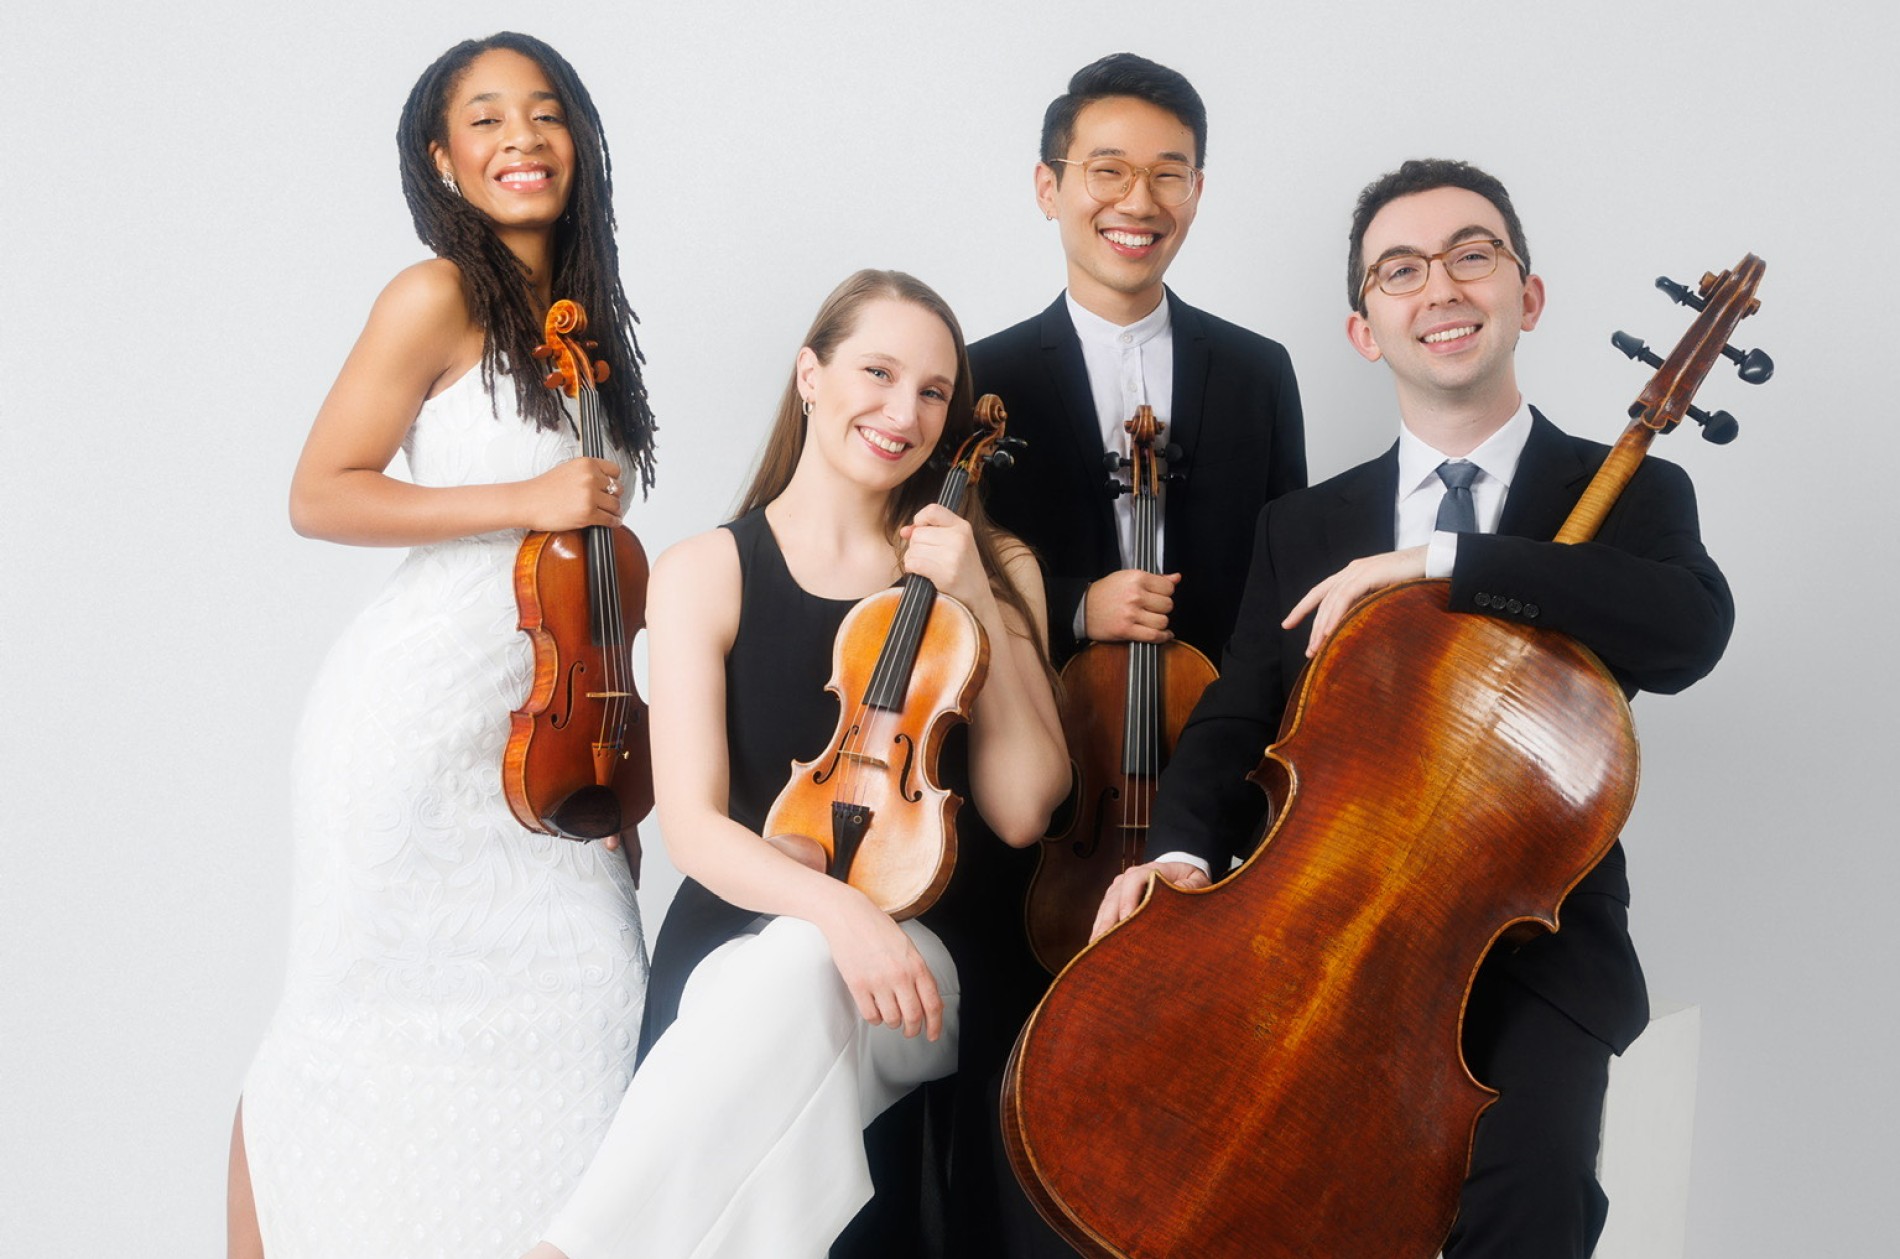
[
  {"x1": 522, "y1": 271, "x2": 1070, "y2": 1259},
  {"x1": 229, "y1": 33, "x2": 656, "y2": 1259}
]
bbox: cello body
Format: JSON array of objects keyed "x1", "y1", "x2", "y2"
[{"x1": 1004, "y1": 579, "x2": 1638, "y2": 1257}]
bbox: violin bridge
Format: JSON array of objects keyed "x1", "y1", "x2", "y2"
[{"x1": 836, "y1": 750, "x2": 891, "y2": 771}]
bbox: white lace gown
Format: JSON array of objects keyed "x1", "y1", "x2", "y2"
[{"x1": 241, "y1": 366, "x2": 648, "y2": 1258}]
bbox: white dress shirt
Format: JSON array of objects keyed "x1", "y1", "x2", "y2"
[{"x1": 1064, "y1": 293, "x2": 1175, "y2": 637}]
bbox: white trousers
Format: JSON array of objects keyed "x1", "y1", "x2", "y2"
[{"x1": 541, "y1": 914, "x2": 960, "y2": 1259}]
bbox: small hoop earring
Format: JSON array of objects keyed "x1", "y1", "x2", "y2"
[{"x1": 801, "y1": 398, "x2": 813, "y2": 418}]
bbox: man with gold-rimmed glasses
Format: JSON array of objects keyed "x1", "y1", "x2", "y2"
[
  {"x1": 962, "y1": 50, "x2": 1306, "y2": 1258},
  {"x1": 1104, "y1": 158, "x2": 1733, "y2": 1257}
]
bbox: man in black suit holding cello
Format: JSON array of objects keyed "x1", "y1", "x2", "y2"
[{"x1": 1096, "y1": 159, "x2": 1734, "y2": 1255}]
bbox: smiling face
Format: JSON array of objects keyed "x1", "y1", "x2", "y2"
[
  {"x1": 429, "y1": 48, "x2": 575, "y2": 246},
  {"x1": 1346, "y1": 185, "x2": 1545, "y2": 423},
  {"x1": 1036, "y1": 95, "x2": 1202, "y2": 325},
  {"x1": 796, "y1": 298, "x2": 958, "y2": 493}
]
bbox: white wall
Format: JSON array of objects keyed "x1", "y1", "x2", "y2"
[{"x1": 3, "y1": 2, "x2": 1892, "y2": 1254}]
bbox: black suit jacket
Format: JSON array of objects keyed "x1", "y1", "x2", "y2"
[
  {"x1": 1147, "y1": 410, "x2": 1734, "y2": 1050},
  {"x1": 970, "y1": 290, "x2": 1306, "y2": 662}
]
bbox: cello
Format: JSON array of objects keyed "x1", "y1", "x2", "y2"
[
  {"x1": 503, "y1": 299, "x2": 653, "y2": 862},
  {"x1": 1002, "y1": 255, "x2": 1769, "y2": 1257},
  {"x1": 1027, "y1": 405, "x2": 1217, "y2": 973},
  {"x1": 762, "y1": 394, "x2": 1020, "y2": 919}
]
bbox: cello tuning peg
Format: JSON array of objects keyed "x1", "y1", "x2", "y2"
[
  {"x1": 1103, "y1": 476, "x2": 1129, "y2": 498},
  {"x1": 1722, "y1": 343, "x2": 1774, "y2": 384},
  {"x1": 1611, "y1": 330, "x2": 1664, "y2": 369},
  {"x1": 1103, "y1": 451, "x2": 1128, "y2": 473},
  {"x1": 1687, "y1": 403, "x2": 1740, "y2": 445},
  {"x1": 1655, "y1": 276, "x2": 1707, "y2": 312},
  {"x1": 989, "y1": 450, "x2": 1017, "y2": 470}
]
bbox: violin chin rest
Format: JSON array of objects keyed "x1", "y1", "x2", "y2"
[{"x1": 545, "y1": 785, "x2": 622, "y2": 842}]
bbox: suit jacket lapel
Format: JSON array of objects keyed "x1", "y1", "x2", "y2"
[
  {"x1": 1498, "y1": 408, "x2": 1592, "y2": 541},
  {"x1": 1036, "y1": 296, "x2": 1120, "y2": 551},
  {"x1": 1164, "y1": 290, "x2": 1210, "y2": 571},
  {"x1": 1327, "y1": 444, "x2": 1400, "y2": 560}
]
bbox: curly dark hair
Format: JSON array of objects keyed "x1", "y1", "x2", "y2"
[{"x1": 397, "y1": 32, "x2": 657, "y2": 491}]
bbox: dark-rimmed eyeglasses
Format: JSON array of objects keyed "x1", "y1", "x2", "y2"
[
  {"x1": 1361, "y1": 238, "x2": 1522, "y2": 300},
  {"x1": 1048, "y1": 157, "x2": 1201, "y2": 208}
]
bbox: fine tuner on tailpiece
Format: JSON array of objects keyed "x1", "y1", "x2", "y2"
[{"x1": 1611, "y1": 271, "x2": 1775, "y2": 445}]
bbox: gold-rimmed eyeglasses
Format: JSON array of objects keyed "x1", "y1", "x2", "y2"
[
  {"x1": 1361, "y1": 237, "x2": 1523, "y2": 300},
  {"x1": 1048, "y1": 157, "x2": 1201, "y2": 207}
]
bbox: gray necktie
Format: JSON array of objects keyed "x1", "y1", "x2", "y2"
[{"x1": 1435, "y1": 461, "x2": 1480, "y2": 533}]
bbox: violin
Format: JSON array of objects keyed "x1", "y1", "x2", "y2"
[
  {"x1": 761, "y1": 394, "x2": 1020, "y2": 919},
  {"x1": 1027, "y1": 405, "x2": 1217, "y2": 973},
  {"x1": 1002, "y1": 256, "x2": 1769, "y2": 1257},
  {"x1": 502, "y1": 299, "x2": 653, "y2": 867}
]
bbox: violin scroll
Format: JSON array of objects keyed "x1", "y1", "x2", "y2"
[{"x1": 532, "y1": 299, "x2": 612, "y2": 397}]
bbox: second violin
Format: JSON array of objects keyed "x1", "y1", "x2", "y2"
[
  {"x1": 762, "y1": 394, "x2": 1020, "y2": 918},
  {"x1": 1028, "y1": 405, "x2": 1216, "y2": 973}
]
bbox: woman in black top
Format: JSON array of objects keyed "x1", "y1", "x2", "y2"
[{"x1": 525, "y1": 270, "x2": 1067, "y2": 1259}]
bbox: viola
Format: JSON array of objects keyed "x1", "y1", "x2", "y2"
[
  {"x1": 1002, "y1": 256, "x2": 1769, "y2": 1257},
  {"x1": 502, "y1": 299, "x2": 653, "y2": 870},
  {"x1": 1027, "y1": 405, "x2": 1217, "y2": 973},
  {"x1": 761, "y1": 394, "x2": 1020, "y2": 919}
]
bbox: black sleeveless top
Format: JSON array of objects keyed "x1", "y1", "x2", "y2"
[{"x1": 637, "y1": 509, "x2": 1040, "y2": 1061}]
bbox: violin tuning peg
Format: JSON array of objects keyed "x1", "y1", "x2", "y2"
[
  {"x1": 989, "y1": 450, "x2": 1016, "y2": 470},
  {"x1": 1722, "y1": 343, "x2": 1774, "y2": 384},
  {"x1": 1688, "y1": 403, "x2": 1740, "y2": 444},
  {"x1": 593, "y1": 361, "x2": 611, "y2": 384},
  {"x1": 1002, "y1": 436, "x2": 1028, "y2": 452},
  {"x1": 1611, "y1": 331, "x2": 1664, "y2": 369},
  {"x1": 543, "y1": 370, "x2": 568, "y2": 389},
  {"x1": 1655, "y1": 276, "x2": 1707, "y2": 312},
  {"x1": 1699, "y1": 272, "x2": 1719, "y2": 298},
  {"x1": 1103, "y1": 477, "x2": 1129, "y2": 498},
  {"x1": 1103, "y1": 451, "x2": 1127, "y2": 473}
]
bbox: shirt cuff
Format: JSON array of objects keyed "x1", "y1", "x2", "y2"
[
  {"x1": 1426, "y1": 531, "x2": 1459, "y2": 580},
  {"x1": 1149, "y1": 850, "x2": 1212, "y2": 879},
  {"x1": 1071, "y1": 592, "x2": 1089, "y2": 642}
]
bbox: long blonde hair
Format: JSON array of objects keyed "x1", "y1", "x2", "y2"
[{"x1": 739, "y1": 270, "x2": 1049, "y2": 657}]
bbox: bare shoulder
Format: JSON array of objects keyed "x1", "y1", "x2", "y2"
[
  {"x1": 993, "y1": 531, "x2": 1045, "y2": 602},
  {"x1": 651, "y1": 527, "x2": 744, "y2": 649},
  {"x1": 368, "y1": 259, "x2": 474, "y2": 340}
]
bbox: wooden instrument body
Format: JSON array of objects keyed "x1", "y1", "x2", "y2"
[
  {"x1": 504, "y1": 522, "x2": 653, "y2": 840},
  {"x1": 1030, "y1": 636, "x2": 1217, "y2": 972},
  {"x1": 762, "y1": 584, "x2": 991, "y2": 920},
  {"x1": 1003, "y1": 580, "x2": 1638, "y2": 1258},
  {"x1": 501, "y1": 298, "x2": 654, "y2": 849}
]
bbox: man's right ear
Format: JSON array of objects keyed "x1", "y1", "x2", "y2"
[
  {"x1": 1034, "y1": 163, "x2": 1060, "y2": 221},
  {"x1": 1345, "y1": 311, "x2": 1384, "y2": 364}
]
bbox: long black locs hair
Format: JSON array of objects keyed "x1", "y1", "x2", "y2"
[{"x1": 397, "y1": 32, "x2": 657, "y2": 492}]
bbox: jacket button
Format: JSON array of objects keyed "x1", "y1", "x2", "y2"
[
  {"x1": 1507, "y1": 599, "x2": 1522, "y2": 613},
  {"x1": 1475, "y1": 592, "x2": 1492, "y2": 608},
  {"x1": 1524, "y1": 603, "x2": 1540, "y2": 619}
]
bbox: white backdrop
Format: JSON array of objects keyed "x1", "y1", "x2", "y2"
[{"x1": 4, "y1": 2, "x2": 1894, "y2": 1255}]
